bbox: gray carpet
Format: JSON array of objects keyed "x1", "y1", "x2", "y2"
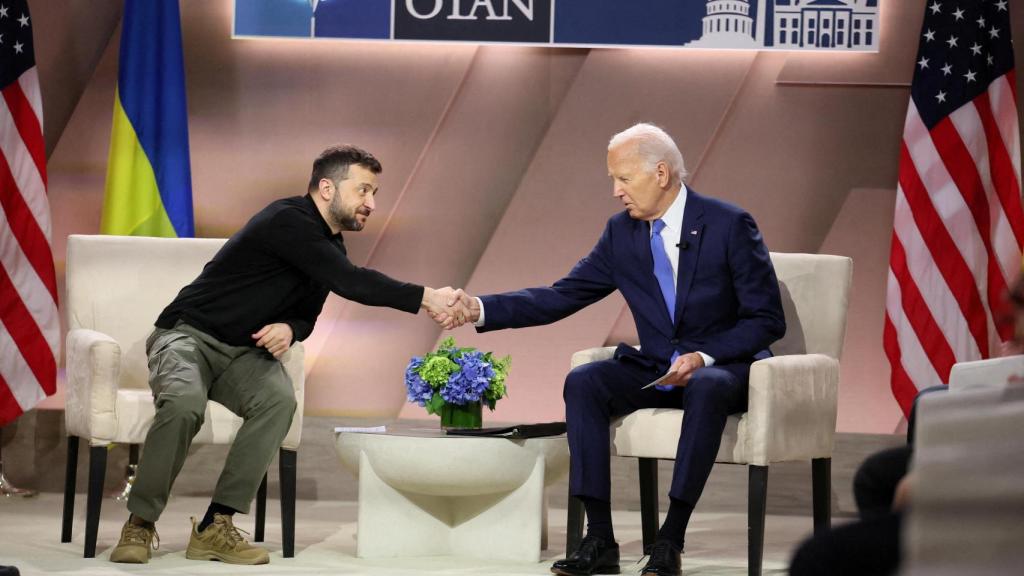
[{"x1": 1, "y1": 493, "x2": 797, "y2": 575}]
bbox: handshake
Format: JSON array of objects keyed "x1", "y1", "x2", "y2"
[{"x1": 421, "y1": 287, "x2": 480, "y2": 330}]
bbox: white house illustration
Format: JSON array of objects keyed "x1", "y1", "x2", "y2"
[
  {"x1": 687, "y1": 0, "x2": 879, "y2": 50},
  {"x1": 774, "y1": 0, "x2": 878, "y2": 49}
]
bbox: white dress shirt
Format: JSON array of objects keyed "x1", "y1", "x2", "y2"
[{"x1": 654, "y1": 185, "x2": 714, "y2": 367}]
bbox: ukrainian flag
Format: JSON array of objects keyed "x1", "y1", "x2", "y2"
[{"x1": 101, "y1": 0, "x2": 193, "y2": 238}]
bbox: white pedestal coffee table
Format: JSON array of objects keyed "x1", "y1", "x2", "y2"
[{"x1": 334, "y1": 422, "x2": 569, "y2": 562}]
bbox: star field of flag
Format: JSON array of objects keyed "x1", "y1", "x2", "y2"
[
  {"x1": 912, "y1": 0, "x2": 1014, "y2": 129},
  {"x1": 0, "y1": 0, "x2": 36, "y2": 91}
]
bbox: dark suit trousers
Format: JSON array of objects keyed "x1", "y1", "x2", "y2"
[{"x1": 564, "y1": 357, "x2": 749, "y2": 505}]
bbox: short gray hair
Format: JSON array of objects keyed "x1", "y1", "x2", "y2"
[{"x1": 608, "y1": 123, "x2": 688, "y2": 181}]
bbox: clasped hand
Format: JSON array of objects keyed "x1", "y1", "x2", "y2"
[
  {"x1": 422, "y1": 287, "x2": 478, "y2": 329},
  {"x1": 252, "y1": 322, "x2": 293, "y2": 359}
]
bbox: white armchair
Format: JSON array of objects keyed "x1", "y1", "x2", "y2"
[
  {"x1": 947, "y1": 354, "x2": 1024, "y2": 392},
  {"x1": 904, "y1": 368, "x2": 1024, "y2": 575},
  {"x1": 566, "y1": 252, "x2": 853, "y2": 576},
  {"x1": 60, "y1": 234, "x2": 305, "y2": 558}
]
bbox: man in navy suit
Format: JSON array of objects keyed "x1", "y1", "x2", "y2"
[{"x1": 444, "y1": 123, "x2": 785, "y2": 576}]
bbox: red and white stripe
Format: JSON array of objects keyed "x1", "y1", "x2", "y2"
[
  {"x1": 885, "y1": 72, "x2": 1024, "y2": 415},
  {"x1": 0, "y1": 65, "x2": 59, "y2": 426}
]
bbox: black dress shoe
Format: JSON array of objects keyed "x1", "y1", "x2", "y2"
[
  {"x1": 551, "y1": 534, "x2": 620, "y2": 576},
  {"x1": 640, "y1": 539, "x2": 681, "y2": 576}
]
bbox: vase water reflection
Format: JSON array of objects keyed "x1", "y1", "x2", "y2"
[{"x1": 440, "y1": 402, "x2": 482, "y2": 429}]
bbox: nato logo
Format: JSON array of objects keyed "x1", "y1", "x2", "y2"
[
  {"x1": 395, "y1": 0, "x2": 551, "y2": 43},
  {"x1": 234, "y1": 0, "x2": 391, "y2": 40}
]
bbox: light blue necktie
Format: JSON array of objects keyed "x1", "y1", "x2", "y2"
[
  {"x1": 651, "y1": 219, "x2": 679, "y2": 391},
  {"x1": 651, "y1": 219, "x2": 675, "y2": 324}
]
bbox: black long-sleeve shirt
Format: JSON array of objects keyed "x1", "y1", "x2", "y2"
[{"x1": 156, "y1": 195, "x2": 424, "y2": 347}]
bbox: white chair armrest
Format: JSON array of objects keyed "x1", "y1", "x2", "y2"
[
  {"x1": 948, "y1": 355, "x2": 1024, "y2": 392},
  {"x1": 738, "y1": 353, "x2": 839, "y2": 465},
  {"x1": 280, "y1": 341, "x2": 305, "y2": 450},
  {"x1": 65, "y1": 328, "x2": 122, "y2": 443},
  {"x1": 570, "y1": 346, "x2": 617, "y2": 369},
  {"x1": 905, "y1": 386, "x2": 1024, "y2": 573}
]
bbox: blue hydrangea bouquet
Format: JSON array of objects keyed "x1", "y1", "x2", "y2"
[{"x1": 404, "y1": 337, "x2": 511, "y2": 429}]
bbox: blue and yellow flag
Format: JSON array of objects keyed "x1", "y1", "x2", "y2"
[{"x1": 101, "y1": 0, "x2": 193, "y2": 237}]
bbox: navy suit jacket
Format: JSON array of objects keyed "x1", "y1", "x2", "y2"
[{"x1": 478, "y1": 189, "x2": 786, "y2": 374}]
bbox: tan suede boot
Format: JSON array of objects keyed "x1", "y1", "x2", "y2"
[
  {"x1": 109, "y1": 518, "x2": 159, "y2": 563},
  {"x1": 185, "y1": 513, "x2": 269, "y2": 564}
]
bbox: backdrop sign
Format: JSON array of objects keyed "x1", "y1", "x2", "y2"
[{"x1": 234, "y1": 0, "x2": 881, "y2": 51}]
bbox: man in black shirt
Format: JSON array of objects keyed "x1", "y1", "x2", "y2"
[{"x1": 110, "y1": 145, "x2": 461, "y2": 564}]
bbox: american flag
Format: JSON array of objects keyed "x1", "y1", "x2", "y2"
[
  {"x1": 885, "y1": 0, "x2": 1022, "y2": 415},
  {"x1": 0, "y1": 0, "x2": 58, "y2": 426}
]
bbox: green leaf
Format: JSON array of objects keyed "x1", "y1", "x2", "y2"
[{"x1": 426, "y1": 392, "x2": 445, "y2": 415}]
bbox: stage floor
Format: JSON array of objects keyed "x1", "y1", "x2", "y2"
[{"x1": 0, "y1": 493, "x2": 808, "y2": 575}]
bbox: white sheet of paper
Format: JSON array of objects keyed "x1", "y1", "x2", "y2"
[
  {"x1": 334, "y1": 425, "x2": 387, "y2": 434},
  {"x1": 642, "y1": 372, "x2": 673, "y2": 390}
]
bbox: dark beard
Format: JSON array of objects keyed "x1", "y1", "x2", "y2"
[
  {"x1": 339, "y1": 214, "x2": 362, "y2": 231},
  {"x1": 329, "y1": 197, "x2": 364, "y2": 231}
]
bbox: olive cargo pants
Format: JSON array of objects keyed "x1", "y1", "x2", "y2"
[{"x1": 127, "y1": 323, "x2": 297, "y2": 522}]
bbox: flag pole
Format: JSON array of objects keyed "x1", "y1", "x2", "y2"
[{"x1": 0, "y1": 428, "x2": 37, "y2": 498}]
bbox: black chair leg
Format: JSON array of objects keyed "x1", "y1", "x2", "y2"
[
  {"x1": 812, "y1": 457, "x2": 831, "y2": 537},
  {"x1": 748, "y1": 465, "x2": 768, "y2": 576},
  {"x1": 638, "y1": 457, "x2": 659, "y2": 550},
  {"x1": 279, "y1": 448, "x2": 296, "y2": 558},
  {"x1": 254, "y1": 473, "x2": 267, "y2": 542},
  {"x1": 84, "y1": 445, "x2": 108, "y2": 558},
  {"x1": 566, "y1": 494, "x2": 584, "y2": 555},
  {"x1": 62, "y1": 436, "x2": 79, "y2": 543}
]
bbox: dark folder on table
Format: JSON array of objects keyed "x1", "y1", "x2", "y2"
[{"x1": 445, "y1": 421, "x2": 566, "y2": 439}]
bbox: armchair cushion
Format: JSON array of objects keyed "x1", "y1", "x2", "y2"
[{"x1": 611, "y1": 409, "x2": 740, "y2": 461}]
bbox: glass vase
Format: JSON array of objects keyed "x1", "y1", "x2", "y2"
[{"x1": 440, "y1": 402, "x2": 482, "y2": 429}]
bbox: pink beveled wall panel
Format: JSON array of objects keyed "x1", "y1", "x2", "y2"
[
  {"x1": 820, "y1": 188, "x2": 902, "y2": 432},
  {"x1": 37, "y1": 0, "x2": 1024, "y2": 433}
]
